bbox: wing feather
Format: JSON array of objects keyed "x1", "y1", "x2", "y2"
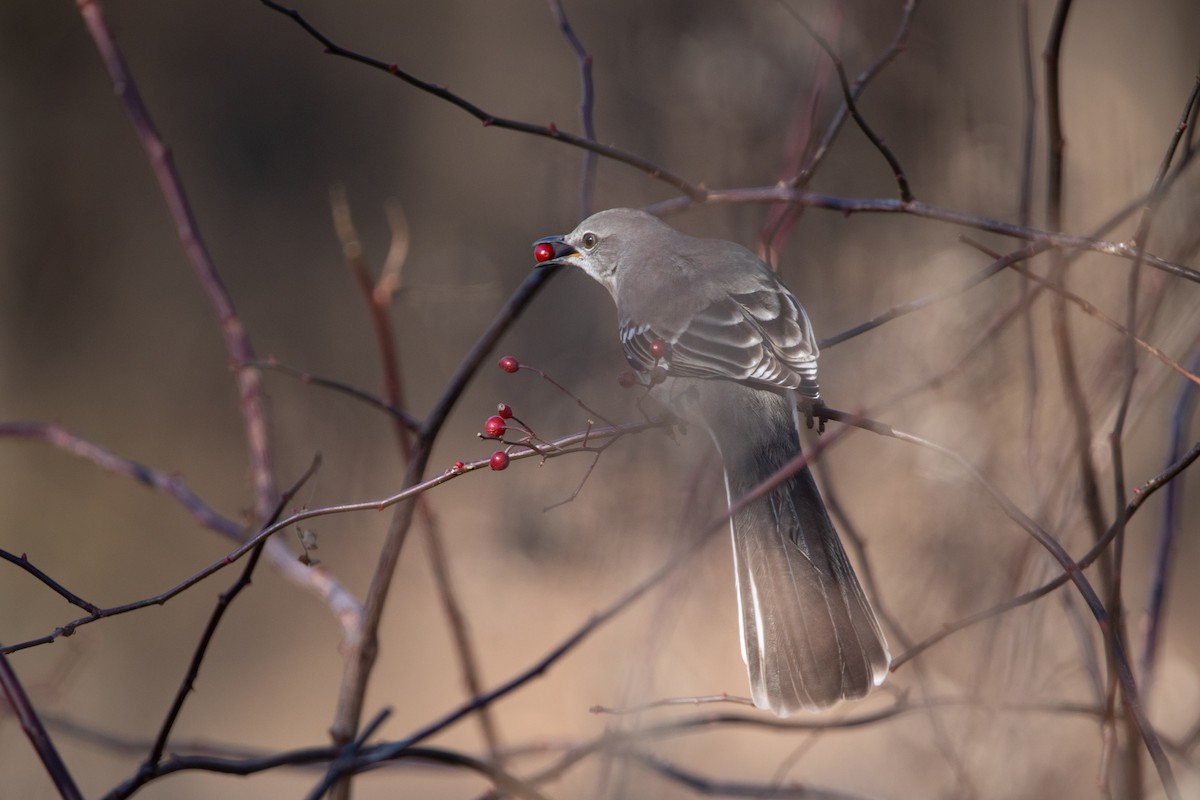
[{"x1": 620, "y1": 286, "x2": 821, "y2": 400}]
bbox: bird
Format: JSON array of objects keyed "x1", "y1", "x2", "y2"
[{"x1": 533, "y1": 207, "x2": 890, "y2": 716}]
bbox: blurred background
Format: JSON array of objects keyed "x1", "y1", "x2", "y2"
[{"x1": 2, "y1": 1, "x2": 1199, "y2": 797}]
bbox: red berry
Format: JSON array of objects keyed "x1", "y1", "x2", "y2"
[
  {"x1": 453, "y1": 461, "x2": 465, "y2": 471},
  {"x1": 533, "y1": 242, "x2": 555, "y2": 263},
  {"x1": 490, "y1": 451, "x2": 510, "y2": 471},
  {"x1": 618, "y1": 371, "x2": 637, "y2": 388},
  {"x1": 498, "y1": 356, "x2": 520, "y2": 373},
  {"x1": 648, "y1": 338, "x2": 668, "y2": 359},
  {"x1": 650, "y1": 365, "x2": 668, "y2": 385},
  {"x1": 484, "y1": 415, "x2": 507, "y2": 438},
  {"x1": 497, "y1": 403, "x2": 514, "y2": 419}
]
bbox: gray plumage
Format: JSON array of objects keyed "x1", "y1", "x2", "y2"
[{"x1": 535, "y1": 208, "x2": 889, "y2": 715}]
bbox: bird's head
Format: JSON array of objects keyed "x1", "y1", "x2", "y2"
[{"x1": 532, "y1": 208, "x2": 673, "y2": 296}]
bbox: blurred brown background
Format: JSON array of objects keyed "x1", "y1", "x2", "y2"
[{"x1": 2, "y1": 1, "x2": 1199, "y2": 798}]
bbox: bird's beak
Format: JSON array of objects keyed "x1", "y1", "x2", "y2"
[{"x1": 532, "y1": 235, "x2": 579, "y2": 267}]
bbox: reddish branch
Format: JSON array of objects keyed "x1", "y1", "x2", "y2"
[
  {"x1": 77, "y1": 0, "x2": 275, "y2": 523},
  {"x1": 329, "y1": 189, "x2": 502, "y2": 762}
]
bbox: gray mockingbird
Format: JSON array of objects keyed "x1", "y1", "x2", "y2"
[{"x1": 534, "y1": 208, "x2": 889, "y2": 716}]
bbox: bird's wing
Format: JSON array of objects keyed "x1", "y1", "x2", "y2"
[{"x1": 620, "y1": 287, "x2": 820, "y2": 400}]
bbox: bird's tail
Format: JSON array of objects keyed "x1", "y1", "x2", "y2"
[{"x1": 714, "y1": 389, "x2": 890, "y2": 716}]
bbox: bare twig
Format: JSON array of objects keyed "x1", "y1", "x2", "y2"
[
  {"x1": 0, "y1": 550, "x2": 100, "y2": 615},
  {"x1": 110, "y1": 456, "x2": 322, "y2": 799},
  {"x1": 1107, "y1": 78, "x2": 1200, "y2": 761},
  {"x1": 260, "y1": 0, "x2": 702, "y2": 201},
  {"x1": 509, "y1": 360, "x2": 618, "y2": 427},
  {"x1": 781, "y1": 4, "x2": 912, "y2": 201},
  {"x1": 77, "y1": 0, "x2": 276, "y2": 523},
  {"x1": 893, "y1": 438, "x2": 1200, "y2": 669},
  {"x1": 0, "y1": 420, "x2": 659, "y2": 657},
  {"x1": 74, "y1": 0, "x2": 371, "y2": 648},
  {"x1": 1016, "y1": 0, "x2": 1040, "y2": 470},
  {"x1": 0, "y1": 421, "x2": 363, "y2": 652},
  {"x1": 820, "y1": 242, "x2": 1047, "y2": 348},
  {"x1": 1142, "y1": 348, "x2": 1200, "y2": 689},
  {"x1": 818, "y1": 466, "x2": 973, "y2": 795},
  {"x1": 819, "y1": 407, "x2": 1180, "y2": 799},
  {"x1": 957, "y1": 238, "x2": 1200, "y2": 387},
  {"x1": 248, "y1": 357, "x2": 420, "y2": 428},
  {"x1": 547, "y1": 0, "x2": 597, "y2": 218},
  {"x1": 0, "y1": 654, "x2": 83, "y2": 800},
  {"x1": 329, "y1": 185, "x2": 416, "y2": 435},
  {"x1": 758, "y1": 6, "x2": 832, "y2": 265},
  {"x1": 323, "y1": 265, "x2": 567, "y2": 797},
  {"x1": 790, "y1": 0, "x2": 919, "y2": 189},
  {"x1": 620, "y1": 747, "x2": 874, "y2": 799},
  {"x1": 340, "y1": 427, "x2": 852, "y2": 781},
  {"x1": 103, "y1": 743, "x2": 551, "y2": 800},
  {"x1": 330, "y1": 189, "x2": 502, "y2": 762},
  {"x1": 646, "y1": 188, "x2": 1200, "y2": 283}
]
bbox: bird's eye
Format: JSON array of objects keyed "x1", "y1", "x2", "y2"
[{"x1": 581, "y1": 232, "x2": 598, "y2": 249}]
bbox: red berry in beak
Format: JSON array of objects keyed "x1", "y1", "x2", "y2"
[
  {"x1": 648, "y1": 338, "x2": 668, "y2": 360},
  {"x1": 534, "y1": 242, "x2": 555, "y2": 263}
]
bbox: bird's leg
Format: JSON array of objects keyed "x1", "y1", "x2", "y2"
[{"x1": 801, "y1": 398, "x2": 826, "y2": 434}]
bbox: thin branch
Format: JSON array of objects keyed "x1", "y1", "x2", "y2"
[
  {"x1": 104, "y1": 743, "x2": 551, "y2": 800},
  {"x1": 77, "y1": 0, "x2": 276, "y2": 523},
  {"x1": 324, "y1": 264, "x2": 566, "y2": 794},
  {"x1": 758, "y1": 6, "x2": 833, "y2": 266},
  {"x1": 818, "y1": 465, "x2": 973, "y2": 795},
  {"x1": 0, "y1": 421, "x2": 363, "y2": 645},
  {"x1": 248, "y1": 358, "x2": 420, "y2": 429},
  {"x1": 0, "y1": 654, "x2": 83, "y2": 800},
  {"x1": 957, "y1": 238, "x2": 1200, "y2": 387},
  {"x1": 424, "y1": 270, "x2": 561, "y2": 438},
  {"x1": 0, "y1": 550, "x2": 100, "y2": 615},
  {"x1": 0, "y1": 422, "x2": 244, "y2": 540},
  {"x1": 1016, "y1": 0, "x2": 1040, "y2": 471},
  {"x1": 644, "y1": 188, "x2": 1200, "y2": 283},
  {"x1": 529, "y1": 693, "x2": 1200, "y2": 793},
  {"x1": 893, "y1": 438, "x2": 1200, "y2": 669},
  {"x1": 0, "y1": 420, "x2": 659, "y2": 657},
  {"x1": 820, "y1": 242, "x2": 1046, "y2": 348},
  {"x1": 329, "y1": 185, "x2": 416, "y2": 434},
  {"x1": 1043, "y1": 0, "x2": 1072, "y2": 235},
  {"x1": 781, "y1": 4, "x2": 912, "y2": 201},
  {"x1": 1103, "y1": 72, "x2": 1200, "y2": 800},
  {"x1": 260, "y1": 0, "x2": 702, "y2": 201},
  {"x1": 510, "y1": 360, "x2": 618, "y2": 428},
  {"x1": 819, "y1": 408, "x2": 1180, "y2": 799},
  {"x1": 547, "y1": 0, "x2": 597, "y2": 218},
  {"x1": 1142, "y1": 348, "x2": 1200, "y2": 688},
  {"x1": 790, "y1": 0, "x2": 919, "y2": 189},
  {"x1": 347, "y1": 428, "x2": 853, "y2": 778},
  {"x1": 75, "y1": 0, "x2": 369, "y2": 646},
  {"x1": 620, "y1": 748, "x2": 875, "y2": 799},
  {"x1": 1110, "y1": 75, "x2": 1200, "y2": 728},
  {"x1": 525, "y1": 698, "x2": 937, "y2": 789},
  {"x1": 110, "y1": 456, "x2": 322, "y2": 800},
  {"x1": 330, "y1": 189, "x2": 502, "y2": 760}
]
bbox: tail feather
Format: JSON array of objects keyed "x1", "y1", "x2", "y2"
[{"x1": 709, "y1": 387, "x2": 890, "y2": 715}]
